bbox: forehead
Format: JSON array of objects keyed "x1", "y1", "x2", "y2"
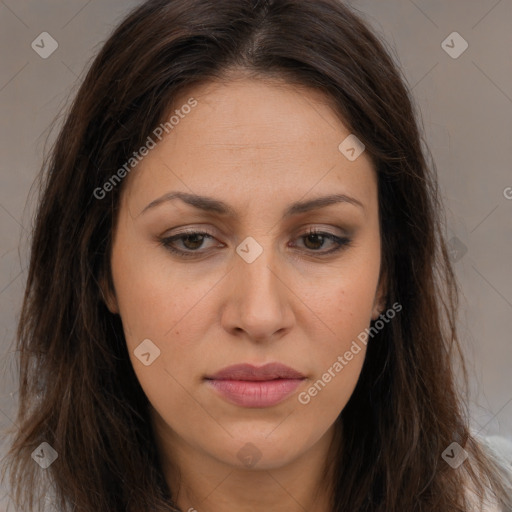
[
  {"x1": 121, "y1": 77, "x2": 377, "y2": 217},
  {"x1": 168, "y1": 76, "x2": 350, "y2": 148}
]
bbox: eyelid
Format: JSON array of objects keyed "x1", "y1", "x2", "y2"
[{"x1": 166, "y1": 226, "x2": 218, "y2": 237}]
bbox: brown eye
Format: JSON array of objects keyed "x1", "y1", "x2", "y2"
[
  {"x1": 294, "y1": 229, "x2": 352, "y2": 255},
  {"x1": 303, "y1": 232, "x2": 326, "y2": 250},
  {"x1": 159, "y1": 230, "x2": 220, "y2": 258},
  {"x1": 179, "y1": 233, "x2": 209, "y2": 250}
]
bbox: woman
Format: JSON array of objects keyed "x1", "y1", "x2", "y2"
[{"x1": 2, "y1": 0, "x2": 511, "y2": 510}]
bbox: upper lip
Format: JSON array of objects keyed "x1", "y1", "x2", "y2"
[{"x1": 205, "y1": 363, "x2": 305, "y2": 381}]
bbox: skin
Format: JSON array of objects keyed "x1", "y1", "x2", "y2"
[{"x1": 104, "y1": 73, "x2": 387, "y2": 512}]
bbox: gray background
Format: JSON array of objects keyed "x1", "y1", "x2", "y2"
[{"x1": 0, "y1": 0, "x2": 511, "y2": 508}]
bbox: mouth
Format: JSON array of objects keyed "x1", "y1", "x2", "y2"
[{"x1": 204, "y1": 363, "x2": 306, "y2": 408}]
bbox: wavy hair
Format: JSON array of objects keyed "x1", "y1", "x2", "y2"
[{"x1": 2, "y1": 0, "x2": 511, "y2": 510}]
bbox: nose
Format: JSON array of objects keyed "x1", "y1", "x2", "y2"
[{"x1": 220, "y1": 240, "x2": 295, "y2": 343}]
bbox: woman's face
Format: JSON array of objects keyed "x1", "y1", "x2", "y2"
[{"x1": 106, "y1": 76, "x2": 386, "y2": 472}]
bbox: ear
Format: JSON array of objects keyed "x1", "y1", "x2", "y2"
[
  {"x1": 98, "y1": 268, "x2": 119, "y2": 314},
  {"x1": 371, "y1": 266, "x2": 388, "y2": 321}
]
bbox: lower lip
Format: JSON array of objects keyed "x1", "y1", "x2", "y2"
[{"x1": 206, "y1": 378, "x2": 304, "y2": 408}]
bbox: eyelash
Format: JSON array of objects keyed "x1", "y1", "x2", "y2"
[{"x1": 158, "y1": 228, "x2": 352, "y2": 259}]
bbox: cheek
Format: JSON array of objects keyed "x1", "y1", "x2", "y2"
[
  {"x1": 314, "y1": 251, "x2": 381, "y2": 339},
  {"x1": 301, "y1": 251, "x2": 380, "y2": 401},
  {"x1": 301, "y1": 289, "x2": 370, "y2": 403},
  {"x1": 111, "y1": 238, "x2": 214, "y2": 347},
  {"x1": 111, "y1": 256, "x2": 206, "y2": 422},
  {"x1": 297, "y1": 347, "x2": 366, "y2": 427},
  {"x1": 110, "y1": 238, "x2": 226, "y2": 418}
]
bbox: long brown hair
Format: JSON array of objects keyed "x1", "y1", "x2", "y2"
[{"x1": 2, "y1": 0, "x2": 511, "y2": 510}]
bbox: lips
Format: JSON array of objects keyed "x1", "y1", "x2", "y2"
[
  {"x1": 206, "y1": 363, "x2": 305, "y2": 381},
  {"x1": 205, "y1": 363, "x2": 306, "y2": 408}
]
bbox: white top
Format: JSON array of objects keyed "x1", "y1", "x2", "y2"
[{"x1": 466, "y1": 435, "x2": 512, "y2": 512}]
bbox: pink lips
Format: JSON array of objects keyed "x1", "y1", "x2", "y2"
[{"x1": 205, "y1": 363, "x2": 306, "y2": 408}]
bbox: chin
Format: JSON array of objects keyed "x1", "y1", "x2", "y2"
[{"x1": 206, "y1": 426, "x2": 319, "y2": 471}]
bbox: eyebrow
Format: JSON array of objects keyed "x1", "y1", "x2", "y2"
[{"x1": 140, "y1": 191, "x2": 365, "y2": 218}]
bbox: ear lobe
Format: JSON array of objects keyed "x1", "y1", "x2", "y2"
[{"x1": 98, "y1": 269, "x2": 119, "y2": 314}]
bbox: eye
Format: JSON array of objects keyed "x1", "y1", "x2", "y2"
[
  {"x1": 159, "y1": 230, "x2": 220, "y2": 258},
  {"x1": 159, "y1": 228, "x2": 352, "y2": 258},
  {"x1": 291, "y1": 228, "x2": 352, "y2": 255}
]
